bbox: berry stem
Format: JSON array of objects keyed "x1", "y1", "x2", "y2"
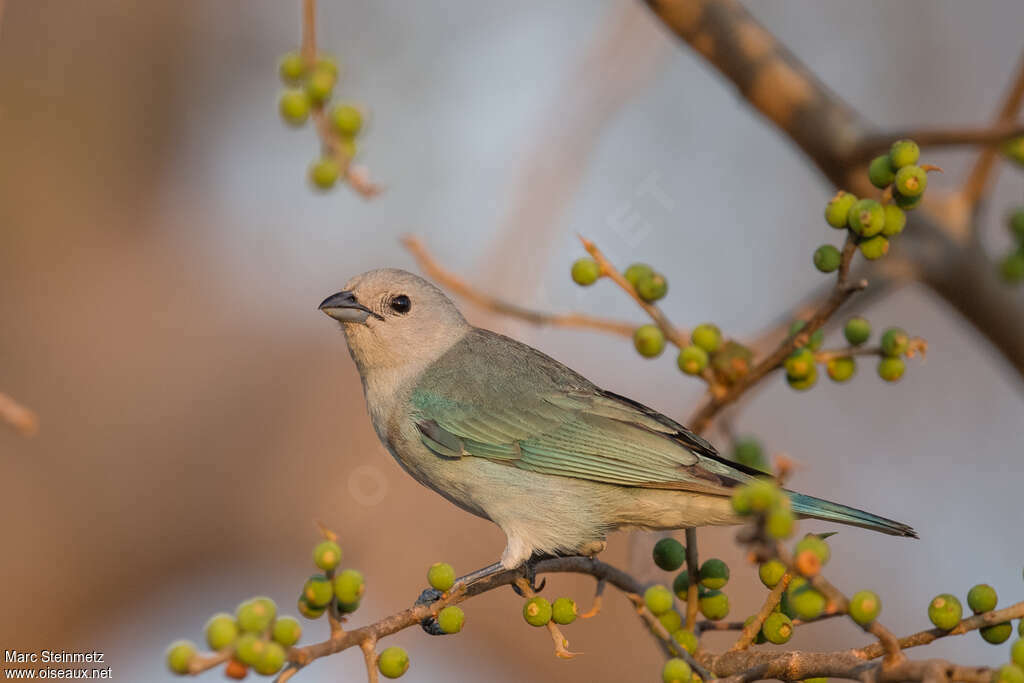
[{"x1": 728, "y1": 572, "x2": 791, "y2": 652}]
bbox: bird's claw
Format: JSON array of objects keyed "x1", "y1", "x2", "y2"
[
  {"x1": 419, "y1": 616, "x2": 446, "y2": 635},
  {"x1": 415, "y1": 587, "x2": 444, "y2": 606},
  {"x1": 511, "y1": 560, "x2": 546, "y2": 596}
]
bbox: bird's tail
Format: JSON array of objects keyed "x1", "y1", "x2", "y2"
[{"x1": 788, "y1": 492, "x2": 917, "y2": 538}]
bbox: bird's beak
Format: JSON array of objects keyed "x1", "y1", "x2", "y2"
[{"x1": 318, "y1": 290, "x2": 382, "y2": 324}]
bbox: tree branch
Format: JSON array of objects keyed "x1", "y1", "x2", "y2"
[{"x1": 851, "y1": 121, "x2": 1024, "y2": 163}]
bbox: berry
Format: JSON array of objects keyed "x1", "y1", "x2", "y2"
[
  {"x1": 645, "y1": 585, "x2": 675, "y2": 616},
  {"x1": 698, "y1": 589, "x2": 729, "y2": 620},
  {"x1": 315, "y1": 56, "x2": 339, "y2": 78},
  {"x1": 849, "y1": 590, "x2": 881, "y2": 625},
  {"x1": 699, "y1": 559, "x2": 730, "y2": 589},
  {"x1": 877, "y1": 357, "x2": 905, "y2": 382},
  {"x1": 278, "y1": 52, "x2": 306, "y2": 85},
  {"x1": 762, "y1": 612, "x2": 793, "y2": 644},
  {"x1": 882, "y1": 205, "x2": 907, "y2": 237},
  {"x1": 1020, "y1": 619, "x2": 1024, "y2": 637},
  {"x1": 253, "y1": 641, "x2": 286, "y2": 676},
  {"x1": 1006, "y1": 137, "x2": 1024, "y2": 165},
  {"x1": 659, "y1": 610, "x2": 682, "y2": 633},
  {"x1": 166, "y1": 640, "x2": 196, "y2": 675},
  {"x1": 894, "y1": 166, "x2": 927, "y2": 198},
  {"x1": 272, "y1": 616, "x2": 302, "y2": 647},
  {"x1": 889, "y1": 139, "x2": 920, "y2": 169},
  {"x1": 849, "y1": 199, "x2": 886, "y2": 237},
  {"x1": 995, "y1": 665, "x2": 1024, "y2": 683},
  {"x1": 677, "y1": 345, "x2": 708, "y2": 375},
  {"x1": 437, "y1": 605, "x2": 465, "y2": 634},
  {"x1": 868, "y1": 155, "x2": 896, "y2": 188},
  {"x1": 303, "y1": 574, "x2": 334, "y2": 608},
  {"x1": 338, "y1": 137, "x2": 358, "y2": 160},
  {"x1": 671, "y1": 628, "x2": 698, "y2": 654},
  {"x1": 636, "y1": 272, "x2": 669, "y2": 302},
  {"x1": 858, "y1": 235, "x2": 890, "y2": 260},
  {"x1": 313, "y1": 540, "x2": 342, "y2": 572},
  {"x1": 297, "y1": 596, "x2": 325, "y2": 619},
  {"x1": 733, "y1": 436, "x2": 769, "y2": 472},
  {"x1": 330, "y1": 104, "x2": 363, "y2": 136},
  {"x1": 205, "y1": 613, "x2": 239, "y2": 651},
  {"x1": 552, "y1": 597, "x2": 578, "y2": 625},
  {"x1": 672, "y1": 570, "x2": 691, "y2": 599},
  {"x1": 279, "y1": 90, "x2": 311, "y2": 126},
  {"x1": 981, "y1": 622, "x2": 1013, "y2": 645},
  {"x1": 813, "y1": 244, "x2": 842, "y2": 273},
  {"x1": 309, "y1": 157, "x2": 340, "y2": 190},
  {"x1": 653, "y1": 538, "x2": 687, "y2": 572},
  {"x1": 795, "y1": 535, "x2": 831, "y2": 566},
  {"x1": 745, "y1": 479, "x2": 783, "y2": 512},
  {"x1": 337, "y1": 599, "x2": 361, "y2": 614},
  {"x1": 1000, "y1": 250, "x2": 1024, "y2": 283},
  {"x1": 523, "y1": 596, "x2": 553, "y2": 626},
  {"x1": 691, "y1": 323, "x2": 722, "y2": 353},
  {"x1": 571, "y1": 258, "x2": 601, "y2": 286},
  {"x1": 786, "y1": 363, "x2": 817, "y2": 390},
  {"x1": 427, "y1": 562, "x2": 456, "y2": 592},
  {"x1": 634, "y1": 324, "x2": 666, "y2": 358},
  {"x1": 1010, "y1": 209, "x2": 1024, "y2": 241},
  {"x1": 825, "y1": 191, "x2": 858, "y2": 229},
  {"x1": 305, "y1": 67, "x2": 336, "y2": 104},
  {"x1": 790, "y1": 320, "x2": 824, "y2": 351},
  {"x1": 785, "y1": 348, "x2": 816, "y2": 380},
  {"x1": 377, "y1": 646, "x2": 409, "y2": 679},
  {"x1": 844, "y1": 317, "x2": 871, "y2": 345},
  {"x1": 224, "y1": 659, "x2": 248, "y2": 680},
  {"x1": 827, "y1": 356, "x2": 856, "y2": 382},
  {"x1": 662, "y1": 658, "x2": 692, "y2": 683},
  {"x1": 759, "y1": 560, "x2": 787, "y2": 589},
  {"x1": 237, "y1": 597, "x2": 277, "y2": 633},
  {"x1": 235, "y1": 633, "x2": 264, "y2": 667},
  {"x1": 333, "y1": 569, "x2": 366, "y2": 604},
  {"x1": 766, "y1": 506, "x2": 795, "y2": 539},
  {"x1": 928, "y1": 594, "x2": 963, "y2": 630},
  {"x1": 967, "y1": 584, "x2": 998, "y2": 614},
  {"x1": 624, "y1": 263, "x2": 654, "y2": 288},
  {"x1": 787, "y1": 578, "x2": 826, "y2": 620},
  {"x1": 893, "y1": 189, "x2": 923, "y2": 210},
  {"x1": 881, "y1": 327, "x2": 909, "y2": 356},
  {"x1": 1012, "y1": 639, "x2": 1024, "y2": 667}
]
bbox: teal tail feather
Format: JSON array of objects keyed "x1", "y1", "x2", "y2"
[{"x1": 788, "y1": 492, "x2": 917, "y2": 538}]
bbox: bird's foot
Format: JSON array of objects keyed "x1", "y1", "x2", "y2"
[{"x1": 511, "y1": 554, "x2": 549, "y2": 596}]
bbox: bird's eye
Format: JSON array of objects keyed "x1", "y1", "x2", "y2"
[{"x1": 390, "y1": 294, "x2": 411, "y2": 314}]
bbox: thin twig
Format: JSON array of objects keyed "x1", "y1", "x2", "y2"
[
  {"x1": 359, "y1": 639, "x2": 379, "y2": 683},
  {"x1": 729, "y1": 572, "x2": 790, "y2": 652},
  {"x1": 683, "y1": 528, "x2": 700, "y2": 635},
  {"x1": 851, "y1": 121, "x2": 1024, "y2": 162}
]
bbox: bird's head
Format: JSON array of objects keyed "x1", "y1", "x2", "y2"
[{"x1": 319, "y1": 268, "x2": 470, "y2": 373}]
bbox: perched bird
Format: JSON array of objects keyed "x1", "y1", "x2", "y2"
[{"x1": 320, "y1": 269, "x2": 915, "y2": 580}]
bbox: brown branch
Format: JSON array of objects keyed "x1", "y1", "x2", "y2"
[
  {"x1": 359, "y1": 639, "x2": 378, "y2": 683},
  {"x1": 851, "y1": 121, "x2": 1024, "y2": 163},
  {"x1": 0, "y1": 391, "x2": 39, "y2": 436},
  {"x1": 401, "y1": 235, "x2": 637, "y2": 337},
  {"x1": 729, "y1": 572, "x2": 790, "y2": 652}
]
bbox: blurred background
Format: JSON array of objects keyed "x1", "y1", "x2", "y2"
[{"x1": 1, "y1": 1, "x2": 1023, "y2": 681}]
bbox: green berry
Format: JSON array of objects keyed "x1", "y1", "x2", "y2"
[
  {"x1": 826, "y1": 356, "x2": 856, "y2": 383},
  {"x1": 297, "y1": 596, "x2": 325, "y2": 619},
  {"x1": 795, "y1": 536, "x2": 831, "y2": 566},
  {"x1": 893, "y1": 189, "x2": 923, "y2": 209},
  {"x1": 805, "y1": 678, "x2": 829, "y2": 683},
  {"x1": 691, "y1": 323, "x2": 722, "y2": 353},
  {"x1": 677, "y1": 345, "x2": 708, "y2": 375},
  {"x1": 766, "y1": 506, "x2": 795, "y2": 539},
  {"x1": 858, "y1": 235, "x2": 890, "y2": 260},
  {"x1": 1000, "y1": 250, "x2": 1024, "y2": 283},
  {"x1": 333, "y1": 569, "x2": 365, "y2": 604},
  {"x1": 272, "y1": 616, "x2": 302, "y2": 647},
  {"x1": 928, "y1": 594, "x2": 963, "y2": 630},
  {"x1": 995, "y1": 664, "x2": 1024, "y2": 683},
  {"x1": 337, "y1": 599, "x2": 361, "y2": 614},
  {"x1": 253, "y1": 641, "x2": 286, "y2": 676},
  {"x1": 787, "y1": 366, "x2": 819, "y2": 392},
  {"x1": 303, "y1": 574, "x2": 334, "y2": 608},
  {"x1": 634, "y1": 324, "x2": 666, "y2": 358},
  {"x1": 279, "y1": 89, "x2": 311, "y2": 126},
  {"x1": 742, "y1": 479, "x2": 783, "y2": 513},
  {"x1": 237, "y1": 597, "x2": 277, "y2": 633},
  {"x1": 849, "y1": 199, "x2": 886, "y2": 237},
  {"x1": 1006, "y1": 137, "x2": 1024, "y2": 165},
  {"x1": 636, "y1": 272, "x2": 668, "y2": 302},
  {"x1": 671, "y1": 628, "x2": 698, "y2": 654},
  {"x1": 624, "y1": 263, "x2": 653, "y2": 287},
  {"x1": 967, "y1": 584, "x2": 998, "y2": 614},
  {"x1": 309, "y1": 157, "x2": 340, "y2": 190},
  {"x1": 762, "y1": 612, "x2": 793, "y2": 644},
  {"x1": 733, "y1": 436, "x2": 768, "y2": 472},
  {"x1": 1010, "y1": 209, "x2": 1024, "y2": 241},
  {"x1": 982, "y1": 622, "x2": 1013, "y2": 645},
  {"x1": 889, "y1": 139, "x2": 920, "y2": 169},
  {"x1": 166, "y1": 640, "x2": 196, "y2": 675},
  {"x1": 315, "y1": 56, "x2": 339, "y2": 78},
  {"x1": 437, "y1": 605, "x2": 465, "y2": 634},
  {"x1": 330, "y1": 104, "x2": 363, "y2": 136},
  {"x1": 427, "y1": 562, "x2": 456, "y2": 592},
  {"x1": 571, "y1": 258, "x2": 601, "y2": 286},
  {"x1": 813, "y1": 244, "x2": 842, "y2": 273},
  {"x1": 338, "y1": 136, "x2": 358, "y2": 160},
  {"x1": 844, "y1": 317, "x2": 871, "y2": 345},
  {"x1": 523, "y1": 596, "x2": 553, "y2": 626},
  {"x1": 790, "y1": 320, "x2": 824, "y2": 351},
  {"x1": 894, "y1": 165, "x2": 927, "y2": 198},
  {"x1": 882, "y1": 204, "x2": 907, "y2": 237},
  {"x1": 849, "y1": 590, "x2": 881, "y2": 625},
  {"x1": 278, "y1": 52, "x2": 306, "y2": 85},
  {"x1": 377, "y1": 646, "x2": 409, "y2": 679},
  {"x1": 1020, "y1": 619, "x2": 1024, "y2": 637},
  {"x1": 234, "y1": 633, "x2": 264, "y2": 667},
  {"x1": 552, "y1": 597, "x2": 577, "y2": 625},
  {"x1": 880, "y1": 327, "x2": 909, "y2": 356},
  {"x1": 662, "y1": 658, "x2": 692, "y2": 683},
  {"x1": 305, "y1": 67, "x2": 336, "y2": 104},
  {"x1": 877, "y1": 357, "x2": 905, "y2": 382},
  {"x1": 825, "y1": 191, "x2": 858, "y2": 229},
  {"x1": 659, "y1": 610, "x2": 682, "y2": 633},
  {"x1": 645, "y1": 584, "x2": 675, "y2": 616},
  {"x1": 785, "y1": 348, "x2": 816, "y2": 380},
  {"x1": 653, "y1": 538, "x2": 687, "y2": 572},
  {"x1": 1012, "y1": 639, "x2": 1024, "y2": 667},
  {"x1": 205, "y1": 613, "x2": 239, "y2": 651},
  {"x1": 787, "y1": 578, "x2": 826, "y2": 620},
  {"x1": 868, "y1": 155, "x2": 896, "y2": 188},
  {"x1": 313, "y1": 540, "x2": 342, "y2": 572},
  {"x1": 699, "y1": 559, "x2": 730, "y2": 589},
  {"x1": 673, "y1": 570, "x2": 691, "y2": 600},
  {"x1": 698, "y1": 589, "x2": 729, "y2": 620},
  {"x1": 759, "y1": 561, "x2": 787, "y2": 589}
]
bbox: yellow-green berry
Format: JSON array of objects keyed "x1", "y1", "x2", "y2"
[
  {"x1": 967, "y1": 584, "x2": 997, "y2": 614},
  {"x1": 994, "y1": 664, "x2": 1024, "y2": 683},
  {"x1": 733, "y1": 436, "x2": 768, "y2": 473},
  {"x1": 278, "y1": 52, "x2": 306, "y2": 84},
  {"x1": 333, "y1": 569, "x2": 365, "y2": 604},
  {"x1": 743, "y1": 479, "x2": 783, "y2": 512},
  {"x1": 1000, "y1": 250, "x2": 1024, "y2": 283},
  {"x1": 234, "y1": 633, "x2": 263, "y2": 667},
  {"x1": 571, "y1": 258, "x2": 601, "y2": 286},
  {"x1": 699, "y1": 559, "x2": 730, "y2": 590},
  {"x1": 928, "y1": 594, "x2": 962, "y2": 630},
  {"x1": 437, "y1": 605, "x2": 465, "y2": 634},
  {"x1": 880, "y1": 327, "x2": 909, "y2": 356},
  {"x1": 795, "y1": 535, "x2": 831, "y2": 565},
  {"x1": 309, "y1": 157, "x2": 340, "y2": 190},
  {"x1": 313, "y1": 540, "x2": 342, "y2": 571},
  {"x1": 634, "y1": 324, "x2": 665, "y2": 358},
  {"x1": 330, "y1": 104, "x2": 363, "y2": 136},
  {"x1": 659, "y1": 610, "x2": 682, "y2": 633},
  {"x1": 868, "y1": 155, "x2": 896, "y2": 188},
  {"x1": 677, "y1": 345, "x2": 708, "y2": 375},
  {"x1": 272, "y1": 616, "x2": 302, "y2": 647},
  {"x1": 882, "y1": 204, "x2": 907, "y2": 237},
  {"x1": 698, "y1": 590, "x2": 729, "y2": 620},
  {"x1": 523, "y1": 596, "x2": 552, "y2": 626},
  {"x1": 337, "y1": 598, "x2": 361, "y2": 614},
  {"x1": 253, "y1": 641, "x2": 286, "y2": 676},
  {"x1": 766, "y1": 506, "x2": 795, "y2": 539},
  {"x1": 624, "y1": 263, "x2": 654, "y2": 288},
  {"x1": 305, "y1": 67, "x2": 336, "y2": 104},
  {"x1": 1012, "y1": 639, "x2": 1024, "y2": 667},
  {"x1": 673, "y1": 570, "x2": 691, "y2": 600},
  {"x1": 653, "y1": 538, "x2": 687, "y2": 572},
  {"x1": 893, "y1": 189, "x2": 923, "y2": 210},
  {"x1": 303, "y1": 574, "x2": 334, "y2": 608},
  {"x1": 1010, "y1": 209, "x2": 1024, "y2": 241},
  {"x1": 691, "y1": 323, "x2": 722, "y2": 353},
  {"x1": 844, "y1": 316, "x2": 871, "y2": 345},
  {"x1": 314, "y1": 55, "x2": 339, "y2": 77},
  {"x1": 849, "y1": 590, "x2": 881, "y2": 625},
  {"x1": 205, "y1": 613, "x2": 239, "y2": 651},
  {"x1": 552, "y1": 597, "x2": 577, "y2": 625},
  {"x1": 636, "y1": 272, "x2": 668, "y2": 302},
  {"x1": 813, "y1": 244, "x2": 842, "y2": 273},
  {"x1": 894, "y1": 165, "x2": 927, "y2": 198},
  {"x1": 671, "y1": 628, "x2": 698, "y2": 654},
  {"x1": 297, "y1": 596, "x2": 325, "y2": 619},
  {"x1": 237, "y1": 597, "x2": 277, "y2": 633},
  {"x1": 645, "y1": 584, "x2": 675, "y2": 616},
  {"x1": 759, "y1": 561, "x2": 786, "y2": 589},
  {"x1": 279, "y1": 89, "x2": 311, "y2": 126},
  {"x1": 787, "y1": 578, "x2": 826, "y2": 620},
  {"x1": 377, "y1": 646, "x2": 409, "y2": 679},
  {"x1": 166, "y1": 640, "x2": 196, "y2": 675},
  {"x1": 785, "y1": 348, "x2": 816, "y2": 381},
  {"x1": 827, "y1": 356, "x2": 856, "y2": 383},
  {"x1": 762, "y1": 612, "x2": 793, "y2": 644},
  {"x1": 427, "y1": 562, "x2": 456, "y2": 592},
  {"x1": 982, "y1": 622, "x2": 1013, "y2": 645},
  {"x1": 790, "y1": 320, "x2": 824, "y2": 351},
  {"x1": 825, "y1": 191, "x2": 858, "y2": 229},
  {"x1": 663, "y1": 658, "x2": 692, "y2": 683},
  {"x1": 849, "y1": 199, "x2": 886, "y2": 237},
  {"x1": 1005, "y1": 137, "x2": 1024, "y2": 165},
  {"x1": 859, "y1": 235, "x2": 890, "y2": 260},
  {"x1": 889, "y1": 139, "x2": 920, "y2": 169},
  {"x1": 877, "y1": 357, "x2": 905, "y2": 382}
]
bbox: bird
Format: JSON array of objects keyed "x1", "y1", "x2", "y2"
[{"x1": 319, "y1": 268, "x2": 915, "y2": 583}]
